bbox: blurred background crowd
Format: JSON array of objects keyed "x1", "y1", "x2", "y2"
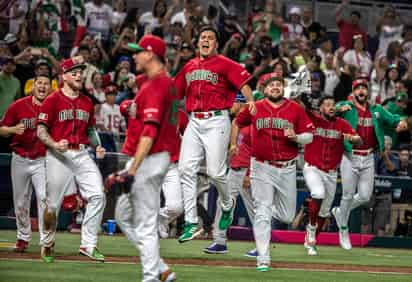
[{"x1": 1, "y1": 0, "x2": 412, "y2": 237}]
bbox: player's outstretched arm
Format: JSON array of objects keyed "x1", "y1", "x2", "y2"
[
  {"x1": 240, "y1": 84, "x2": 256, "y2": 115},
  {"x1": 0, "y1": 123, "x2": 25, "y2": 137},
  {"x1": 37, "y1": 124, "x2": 57, "y2": 149},
  {"x1": 229, "y1": 120, "x2": 240, "y2": 157}
]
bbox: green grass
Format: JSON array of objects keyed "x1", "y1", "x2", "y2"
[
  {"x1": 1, "y1": 260, "x2": 412, "y2": 282},
  {"x1": 1, "y1": 230, "x2": 411, "y2": 268}
]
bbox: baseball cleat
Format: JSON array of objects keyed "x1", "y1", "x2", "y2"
[
  {"x1": 79, "y1": 247, "x2": 105, "y2": 262},
  {"x1": 41, "y1": 246, "x2": 54, "y2": 263},
  {"x1": 14, "y1": 239, "x2": 29, "y2": 253},
  {"x1": 203, "y1": 242, "x2": 228, "y2": 254},
  {"x1": 218, "y1": 199, "x2": 235, "y2": 230},
  {"x1": 178, "y1": 223, "x2": 203, "y2": 243},
  {"x1": 338, "y1": 227, "x2": 352, "y2": 250},
  {"x1": 305, "y1": 223, "x2": 317, "y2": 246},
  {"x1": 256, "y1": 263, "x2": 270, "y2": 272},
  {"x1": 307, "y1": 245, "x2": 318, "y2": 256},
  {"x1": 332, "y1": 207, "x2": 345, "y2": 230},
  {"x1": 244, "y1": 248, "x2": 258, "y2": 258},
  {"x1": 159, "y1": 269, "x2": 176, "y2": 282}
]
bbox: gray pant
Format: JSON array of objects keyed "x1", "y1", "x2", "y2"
[
  {"x1": 250, "y1": 158, "x2": 296, "y2": 265},
  {"x1": 115, "y1": 152, "x2": 170, "y2": 282},
  {"x1": 213, "y1": 168, "x2": 255, "y2": 245},
  {"x1": 11, "y1": 153, "x2": 47, "y2": 244}
]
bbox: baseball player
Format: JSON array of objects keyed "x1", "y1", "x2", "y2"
[
  {"x1": 114, "y1": 35, "x2": 179, "y2": 282},
  {"x1": 174, "y1": 25, "x2": 256, "y2": 243},
  {"x1": 332, "y1": 78, "x2": 408, "y2": 250},
  {"x1": 302, "y1": 96, "x2": 361, "y2": 256},
  {"x1": 203, "y1": 93, "x2": 257, "y2": 256},
  {"x1": 232, "y1": 72, "x2": 314, "y2": 272},
  {"x1": 37, "y1": 56, "x2": 106, "y2": 263},
  {"x1": 0, "y1": 74, "x2": 51, "y2": 252}
]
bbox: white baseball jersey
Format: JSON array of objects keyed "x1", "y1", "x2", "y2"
[{"x1": 97, "y1": 103, "x2": 126, "y2": 135}]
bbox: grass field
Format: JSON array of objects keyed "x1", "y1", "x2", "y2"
[{"x1": 1, "y1": 230, "x2": 412, "y2": 282}]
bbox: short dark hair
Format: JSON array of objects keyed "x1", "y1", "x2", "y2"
[
  {"x1": 351, "y1": 10, "x2": 361, "y2": 19},
  {"x1": 78, "y1": 44, "x2": 90, "y2": 53},
  {"x1": 198, "y1": 25, "x2": 220, "y2": 44},
  {"x1": 34, "y1": 73, "x2": 51, "y2": 82},
  {"x1": 319, "y1": 95, "x2": 335, "y2": 107}
]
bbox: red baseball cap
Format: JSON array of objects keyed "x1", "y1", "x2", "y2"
[
  {"x1": 104, "y1": 84, "x2": 118, "y2": 95},
  {"x1": 60, "y1": 56, "x2": 86, "y2": 73},
  {"x1": 259, "y1": 72, "x2": 284, "y2": 87},
  {"x1": 352, "y1": 78, "x2": 369, "y2": 90},
  {"x1": 128, "y1": 35, "x2": 166, "y2": 59}
]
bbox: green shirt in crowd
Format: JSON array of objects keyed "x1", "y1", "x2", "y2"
[{"x1": 0, "y1": 72, "x2": 20, "y2": 119}]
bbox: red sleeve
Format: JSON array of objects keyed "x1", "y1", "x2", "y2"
[
  {"x1": 340, "y1": 118, "x2": 356, "y2": 135},
  {"x1": 88, "y1": 102, "x2": 96, "y2": 127},
  {"x1": 224, "y1": 58, "x2": 252, "y2": 90},
  {"x1": 235, "y1": 107, "x2": 252, "y2": 128},
  {"x1": 174, "y1": 67, "x2": 187, "y2": 99},
  {"x1": 38, "y1": 96, "x2": 56, "y2": 127},
  {"x1": 337, "y1": 19, "x2": 345, "y2": 28},
  {"x1": 1, "y1": 102, "x2": 17, "y2": 126},
  {"x1": 141, "y1": 123, "x2": 159, "y2": 139},
  {"x1": 141, "y1": 85, "x2": 164, "y2": 125},
  {"x1": 295, "y1": 105, "x2": 314, "y2": 134}
]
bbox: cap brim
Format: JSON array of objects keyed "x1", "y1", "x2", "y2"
[
  {"x1": 64, "y1": 64, "x2": 87, "y2": 73},
  {"x1": 128, "y1": 43, "x2": 145, "y2": 53}
]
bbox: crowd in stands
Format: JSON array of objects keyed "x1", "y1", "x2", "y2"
[{"x1": 1, "y1": 0, "x2": 412, "y2": 236}]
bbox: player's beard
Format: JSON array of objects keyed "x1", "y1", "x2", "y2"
[
  {"x1": 267, "y1": 95, "x2": 283, "y2": 103},
  {"x1": 354, "y1": 93, "x2": 368, "y2": 106},
  {"x1": 66, "y1": 79, "x2": 83, "y2": 92}
]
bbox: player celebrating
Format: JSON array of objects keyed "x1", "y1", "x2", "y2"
[
  {"x1": 175, "y1": 25, "x2": 256, "y2": 242},
  {"x1": 0, "y1": 74, "x2": 51, "y2": 252},
  {"x1": 302, "y1": 96, "x2": 361, "y2": 256},
  {"x1": 115, "y1": 35, "x2": 179, "y2": 282},
  {"x1": 232, "y1": 72, "x2": 314, "y2": 272},
  {"x1": 332, "y1": 78, "x2": 408, "y2": 250},
  {"x1": 37, "y1": 56, "x2": 106, "y2": 263}
]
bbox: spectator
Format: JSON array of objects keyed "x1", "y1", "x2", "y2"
[
  {"x1": 284, "y1": 6, "x2": 305, "y2": 45},
  {"x1": 376, "y1": 136, "x2": 400, "y2": 177},
  {"x1": 203, "y1": 4, "x2": 218, "y2": 28},
  {"x1": 376, "y1": 5, "x2": 404, "y2": 58},
  {"x1": 384, "y1": 92, "x2": 409, "y2": 148},
  {"x1": 401, "y1": 25, "x2": 412, "y2": 64},
  {"x1": 171, "y1": 42, "x2": 195, "y2": 76},
  {"x1": 385, "y1": 41, "x2": 408, "y2": 78},
  {"x1": 89, "y1": 42, "x2": 110, "y2": 72},
  {"x1": 77, "y1": 44, "x2": 99, "y2": 90},
  {"x1": 5, "y1": 0, "x2": 28, "y2": 35},
  {"x1": 397, "y1": 145, "x2": 412, "y2": 177},
  {"x1": 333, "y1": 64, "x2": 358, "y2": 102},
  {"x1": 343, "y1": 34, "x2": 373, "y2": 76},
  {"x1": 323, "y1": 52, "x2": 340, "y2": 96},
  {"x1": 88, "y1": 71, "x2": 105, "y2": 104},
  {"x1": 0, "y1": 57, "x2": 20, "y2": 119},
  {"x1": 261, "y1": 0, "x2": 285, "y2": 48},
  {"x1": 378, "y1": 64, "x2": 400, "y2": 104},
  {"x1": 222, "y1": 33, "x2": 243, "y2": 62},
  {"x1": 138, "y1": 0, "x2": 173, "y2": 36},
  {"x1": 85, "y1": 0, "x2": 113, "y2": 45},
  {"x1": 112, "y1": 0, "x2": 127, "y2": 33},
  {"x1": 302, "y1": 6, "x2": 324, "y2": 44},
  {"x1": 335, "y1": 0, "x2": 367, "y2": 50},
  {"x1": 170, "y1": 0, "x2": 198, "y2": 27},
  {"x1": 316, "y1": 36, "x2": 333, "y2": 66},
  {"x1": 97, "y1": 85, "x2": 126, "y2": 137}
]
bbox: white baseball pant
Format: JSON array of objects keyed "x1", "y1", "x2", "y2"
[
  {"x1": 338, "y1": 153, "x2": 375, "y2": 225},
  {"x1": 159, "y1": 162, "x2": 183, "y2": 228},
  {"x1": 250, "y1": 158, "x2": 296, "y2": 266},
  {"x1": 42, "y1": 149, "x2": 106, "y2": 248},
  {"x1": 303, "y1": 163, "x2": 337, "y2": 218},
  {"x1": 11, "y1": 153, "x2": 47, "y2": 244},
  {"x1": 115, "y1": 152, "x2": 170, "y2": 282},
  {"x1": 179, "y1": 111, "x2": 232, "y2": 224},
  {"x1": 213, "y1": 168, "x2": 255, "y2": 245}
]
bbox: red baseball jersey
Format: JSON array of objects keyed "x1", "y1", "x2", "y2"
[
  {"x1": 1, "y1": 96, "x2": 46, "y2": 159},
  {"x1": 353, "y1": 106, "x2": 377, "y2": 150},
  {"x1": 38, "y1": 90, "x2": 95, "y2": 146},
  {"x1": 174, "y1": 54, "x2": 251, "y2": 112},
  {"x1": 304, "y1": 111, "x2": 356, "y2": 171},
  {"x1": 230, "y1": 125, "x2": 251, "y2": 169},
  {"x1": 122, "y1": 71, "x2": 179, "y2": 159},
  {"x1": 236, "y1": 99, "x2": 314, "y2": 161}
]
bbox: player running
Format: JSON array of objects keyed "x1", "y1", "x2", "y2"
[
  {"x1": 302, "y1": 96, "x2": 361, "y2": 256},
  {"x1": 232, "y1": 72, "x2": 314, "y2": 272},
  {"x1": 37, "y1": 56, "x2": 106, "y2": 263},
  {"x1": 332, "y1": 78, "x2": 408, "y2": 250},
  {"x1": 0, "y1": 74, "x2": 51, "y2": 252},
  {"x1": 174, "y1": 25, "x2": 256, "y2": 243}
]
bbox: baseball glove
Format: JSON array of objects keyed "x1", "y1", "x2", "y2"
[{"x1": 104, "y1": 170, "x2": 134, "y2": 194}]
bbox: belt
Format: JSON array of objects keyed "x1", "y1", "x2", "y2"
[
  {"x1": 352, "y1": 148, "x2": 374, "y2": 156},
  {"x1": 68, "y1": 144, "x2": 86, "y2": 150},
  {"x1": 192, "y1": 110, "x2": 223, "y2": 119},
  {"x1": 231, "y1": 166, "x2": 246, "y2": 171},
  {"x1": 256, "y1": 158, "x2": 296, "y2": 168}
]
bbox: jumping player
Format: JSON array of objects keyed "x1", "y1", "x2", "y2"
[
  {"x1": 114, "y1": 35, "x2": 178, "y2": 282},
  {"x1": 37, "y1": 56, "x2": 106, "y2": 263},
  {"x1": 175, "y1": 25, "x2": 256, "y2": 242},
  {"x1": 302, "y1": 96, "x2": 361, "y2": 256},
  {"x1": 0, "y1": 74, "x2": 51, "y2": 252},
  {"x1": 232, "y1": 72, "x2": 314, "y2": 272},
  {"x1": 332, "y1": 78, "x2": 408, "y2": 250}
]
